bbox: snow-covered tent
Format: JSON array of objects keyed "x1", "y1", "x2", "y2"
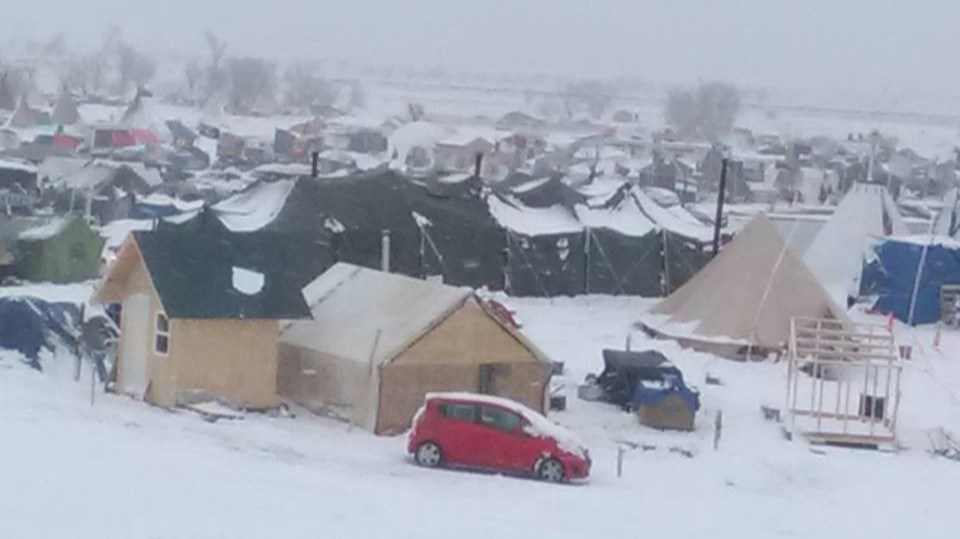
[
  {"x1": 490, "y1": 192, "x2": 585, "y2": 297},
  {"x1": 574, "y1": 184, "x2": 663, "y2": 296},
  {"x1": 7, "y1": 97, "x2": 44, "y2": 129},
  {"x1": 119, "y1": 92, "x2": 165, "y2": 143},
  {"x1": 278, "y1": 263, "x2": 552, "y2": 434},
  {"x1": 174, "y1": 171, "x2": 507, "y2": 291},
  {"x1": 932, "y1": 188, "x2": 960, "y2": 238},
  {"x1": 803, "y1": 183, "x2": 907, "y2": 305},
  {"x1": 51, "y1": 90, "x2": 81, "y2": 126},
  {"x1": 860, "y1": 235, "x2": 960, "y2": 325},
  {"x1": 387, "y1": 120, "x2": 445, "y2": 173},
  {"x1": 643, "y1": 214, "x2": 851, "y2": 359}
]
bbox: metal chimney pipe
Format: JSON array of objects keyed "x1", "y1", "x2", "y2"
[
  {"x1": 712, "y1": 158, "x2": 728, "y2": 257},
  {"x1": 381, "y1": 229, "x2": 391, "y2": 272}
]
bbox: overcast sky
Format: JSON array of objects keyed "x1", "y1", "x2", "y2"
[{"x1": 4, "y1": 1, "x2": 958, "y2": 105}]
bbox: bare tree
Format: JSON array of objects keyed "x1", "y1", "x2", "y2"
[
  {"x1": 203, "y1": 30, "x2": 228, "y2": 98},
  {"x1": 560, "y1": 79, "x2": 617, "y2": 119},
  {"x1": 665, "y1": 81, "x2": 741, "y2": 141},
  {"x1": 0, "y1": 67, "x2": 34, "y2": 109},
  {"x1": 184, "y1": 58, "x2": 203, "y2": 98},
  {"x1": 117, "y1": 42, "x2": 156, "y2": 95},
  {"x1": 347, "y1": 81, "x2": 366, "y2": 111},
  {"x1": 283, "y1": 62, "x2": 337, "y2": 112},
  {"x1": 226, "y1": 56, "x2": 277, "y2": 114},
  {"x1": 0, "y1": 71, "x2": 17, "y2": 110}
]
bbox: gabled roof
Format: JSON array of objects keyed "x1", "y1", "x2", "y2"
[
  {"x1": 281, "y1": 263, "x2": 472, "y2": 365},
  {"x1": 110, "y1": 230, "x2": 311, "y2": 319}
]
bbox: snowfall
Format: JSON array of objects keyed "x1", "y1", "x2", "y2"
[{"x1": 2, "y1": 287, "x2": 960, "y2": 539}]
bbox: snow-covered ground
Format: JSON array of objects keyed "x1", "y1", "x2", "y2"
[{"x1": 2, "y1": 295, "x2": 959, "y2": 538}]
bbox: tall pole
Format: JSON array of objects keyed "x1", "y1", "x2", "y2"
[
  {"x1": 712, "y1": 158, "x2": 728, "y2": 256},
  {"x1": 311, "y1": 150, "x2": 319, "y2": 178}
]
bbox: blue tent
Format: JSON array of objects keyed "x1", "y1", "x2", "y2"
[
  {"x1": 0, "y1": 296, "x2": 78, "y2": 368},
  {"x1": 859, "y1": 236, "x2": 960, "y2": 325}
]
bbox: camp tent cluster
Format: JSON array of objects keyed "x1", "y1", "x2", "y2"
[{"x1": 161, "y1": 169, "x2": 718, "y2": 298}]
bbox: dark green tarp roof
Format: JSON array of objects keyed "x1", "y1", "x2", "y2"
[{"x1": 134, "y1": 230, "x2": 312, "y2": 319}]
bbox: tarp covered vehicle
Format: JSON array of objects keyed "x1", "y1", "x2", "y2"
[{"x1": 596, "y1": 349, "x2": 699, "y2": 413}]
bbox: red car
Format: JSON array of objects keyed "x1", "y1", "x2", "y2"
[{"x1": 407, "y1": 392, "x2": 590, "y2": 483}]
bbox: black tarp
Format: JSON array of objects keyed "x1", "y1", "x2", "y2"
[
  {"x1": 506, "y1": 230, "x2": 585, "y2": 297},
  {"x1": 663, "y1": 231, "x2": 713, "y2": 295},
  {"x1": 585, "y1": 228, "x2": 664, "y2": 296},
  {"x1": 597, "y1": 349, "x2": 683, "y2": 408}
]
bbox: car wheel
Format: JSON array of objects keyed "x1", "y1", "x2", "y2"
[
  {"x1": 537, "y1": 458, "x2": 565, "y2": 483},
  {"x1": 414, "y1": 442, "x2": 443, "y2": 467}
]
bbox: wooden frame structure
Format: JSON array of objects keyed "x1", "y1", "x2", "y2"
[{"x1": 785, "y1": 317, "x2": 903, "y2": 449}]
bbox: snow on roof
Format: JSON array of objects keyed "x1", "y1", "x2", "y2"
[
  {"x1": 633, "y1": 188, "x2": 713, "y2": 242},
  {"x1": 512, "y1": 176, "x2": 552, "y2": 194},
  {"x1": 56, "y1": 160, "x2": 163, "y2": 191},
  {"x1": 281, "y1": 263, "x2": 472, "y2": 366},
  {"x1": 37, "y1": 157, "x2": 87, "y2": 183},
  {"x1": 18, "y1": 217, "x2": 70, "y2": 241},
  {"x1": 98, "y1": 218, "x2": 154, "y2": 256},
  {"x1": 575, "y1": 195, "x2": 656, "y2": 237},
  {"x1": 575, "y1": 177, "x2": 627, "y2": 201},
  {"x1": 232, "y1": 266, "x2": 265, "y2": 295},
  {"x1": 436, "y1": 127, "x2": 498, "y2": 147},
  {"x1": 0, "y1": 158, "x2": 37, "y2": 173},
  {"x1": 388, "y1": 121, "x2": 446, "y2": 163},
  {"x1": 137, "y1": 193, "x2": 205, "y2": 212},
  {"x1": 213, "y1": 179, "x2": 295, "y2": 232},
  {"x1": 425, "y1": 392, "x2": 586, "y2": 457},
  {"x1": 488, "y1": 195, "x2": 582, "y2": 236},
  {"x1": 253, "y1": 163, "x2": 312, "y2": 177},
  {"x1": 438, "y1": 172, "x2": 473, "y2": 184}
]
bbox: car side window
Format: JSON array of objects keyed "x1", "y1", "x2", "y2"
[
  {"x1": 438, "y1": 402, "x2": 477, "y2": 422},
  {"x1": 479, "y1": 405, "x2": 521, "y2": 432}
]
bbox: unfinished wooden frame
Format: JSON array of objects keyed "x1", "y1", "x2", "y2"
[{"x1": 785, "y1": 317, "x2": 903, "y2": 449}]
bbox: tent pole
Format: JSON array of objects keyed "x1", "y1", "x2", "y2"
[
  {"x1": 907, "y1": 218, "x2": 936, "y2": 325},
  {"x1": 584, "y1": 227, "x2": 591, "y2": 295},
  {"x1": 712, "y1": 158, "x2": 728, "y2": 257}
]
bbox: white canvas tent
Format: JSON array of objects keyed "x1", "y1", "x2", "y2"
[
  {"x1": 278, "y1": 263, "x2": 552, "y2": 433},
  {"x1": 932, "y1": 188, "x2": 960, "y2": 238},
  {"x1": 642, "y1": 214, "x2": 851, "y2": 359},
  {"x1": 803, "y1": 183, "x2": 907, "y2": 305}
]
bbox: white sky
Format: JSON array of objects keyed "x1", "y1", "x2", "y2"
[{"x1": 3, "y1": 0, "x2": 958, "y2": 105}]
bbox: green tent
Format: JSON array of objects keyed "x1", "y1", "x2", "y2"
[{"x1": 12, "y1": 217, "x2": 104, "y2": 283}]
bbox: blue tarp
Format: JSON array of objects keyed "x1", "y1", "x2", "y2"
[
  {"x1": 0, "y1": 296, "x2": 78, "y2": 369},
  {"x1": 860, "y1": 237, "x2": 960, "y2": 325},
  {"x1": 632, "y1": 375, "x2": 701, "y2": 412}
]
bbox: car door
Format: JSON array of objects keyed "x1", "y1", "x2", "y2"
[
  {"x1": 435, "y1": 402, "x2": 485, "y2": 467},
  {"x1": 477, "y1": 404, "x2": 527, "y2": 471}
]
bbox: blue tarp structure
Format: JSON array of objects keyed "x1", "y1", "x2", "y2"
[
  {"x1": 860, "y1": 236, "x2": 960, "y2": 325},
  {"x1": 633, "y1": 375, "x2": 701, "y2": 412},
  {"x1": 0, "y1": 296, "x2": 78, "y2": 369},
  {"x1": 597, "y1": 349, "x2": 699, "y2": 412}
]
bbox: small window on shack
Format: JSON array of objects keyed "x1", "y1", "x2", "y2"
[
  {"x1": 154, "y1": 312, "x2": 170, "y2": 355},
  {"x1": 438, "y1": 402, "x2": 476, "y2": 422}
]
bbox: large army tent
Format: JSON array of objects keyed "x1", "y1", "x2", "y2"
[{"x1": 642, "y1": 214, "x2": 851, "y2": 359}]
